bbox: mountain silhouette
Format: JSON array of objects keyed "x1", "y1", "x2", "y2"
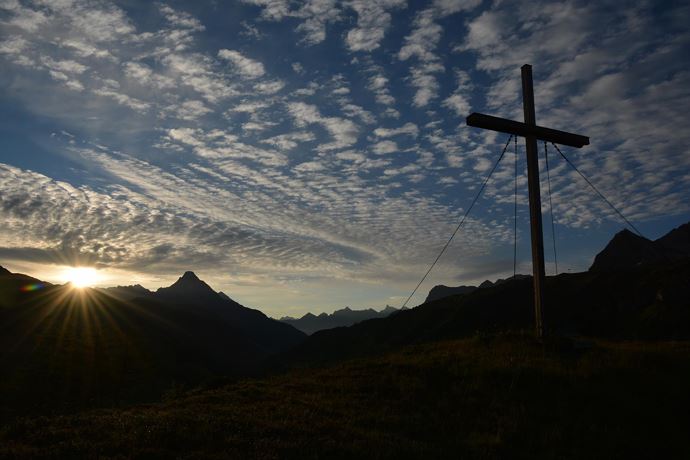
[
  {"x1": 424, "y1": 275, "x2": 531, "y2": 304},
  {"x1": 423, "y1": 222, "x2": 690, "y2": 306},
  {"x1": 150, "y1": 271, "x2": 306, "y2": 359},
  {"x1": 589, "y1": 229, "x2": 659, "y2": 271},
  {"x1": 590, "y1": 223, "x2": 690, "y2": 271},
  {"x1": 156, "y1": 271, "x2": 218, "y2": 301},
  {"x1": 279, "y1": 223, "x2": 690, "y2": 367},
  {"x1": 151, "y1": 271, "x2": 306, "y2": 356},
  {"x1": 380, "y1": 305, "x2": 399, "y2": 315},
  {"x1": 280, "y1": 261, "x2": 690, "y2": 367},
  {"x1": 0, "y1": 269, "x2": 305, "y2": 418},
  {"x1": 655, "y1": 222, "x2": 690, "y2": 256},
  {"x1": 0, "y1": 266, "x2": 51, "y2": 308},
  {"x1": 2, "y1": 221, "x2": 689, "y2": 419},
  {"x1": 280, "y1": 305, "x2": 401, "y2": 335},
  {"x1": 425, "y1": 285, "x2": 477, "y2": 303},
  {"x1": 97, "y1": 283, "x2": 151, "y2": 301}
]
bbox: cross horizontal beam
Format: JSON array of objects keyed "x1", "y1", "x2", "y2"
[{"x1": 466, "y1": 112, "x2": 589, "y2": 148}]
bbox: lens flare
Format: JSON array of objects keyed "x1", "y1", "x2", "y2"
[
  {"x1": 62, "y1": 267, "x2": 101, "y2": 288},
  {"x1": 20, "y1": 283, "x2": 45, "y2": 292}
]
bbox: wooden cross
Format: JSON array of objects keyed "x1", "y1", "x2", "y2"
[{"x1": 466, "y1": 64, "x2": 589, "y2": 338}]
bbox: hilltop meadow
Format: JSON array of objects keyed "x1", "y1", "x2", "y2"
[{"x1": 2, "y1": 335, "x2": 690, "y2": 459}]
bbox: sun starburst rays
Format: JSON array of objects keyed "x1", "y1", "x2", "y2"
[{"x1": 61, "y1": 267, "x2": 102, "y2": 289}]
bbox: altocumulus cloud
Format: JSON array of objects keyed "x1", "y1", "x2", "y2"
[{"x1": 0, "y1": 0, "x2": 689, "y2": 311}]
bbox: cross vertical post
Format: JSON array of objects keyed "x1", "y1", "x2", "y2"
[
  {"x1": 466, "y1": 64, "x2": 589, "y2": 339},
  {"x1": 521, "y1": 64, "x2": 546, "y2": 338}
]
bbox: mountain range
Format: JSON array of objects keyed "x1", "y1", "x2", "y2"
[
  {"x1": 279, "y1": 305, "x2": 402, "y2": 335},
  {"x1": 0, "y1": 269, "x2": 303, "y2": 419},
  {"x1": 280, "y1": 259, "x2": 690, "y2": 367},
  {"x1": 423, "y1": 223, "x2": 690, "y2": 304},
  {"x1": 279, "y1": 222, "x2": 690, "y2": 366},
  {"x1": 1, "y1": 221, "x2": 689, "y2": 419}
]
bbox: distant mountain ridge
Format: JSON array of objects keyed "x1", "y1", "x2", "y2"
[
  {"x1": 425, "y1": 285, "x2": 476, "y2": 303},
  {"x1": 96, "y1": 283, "x2": 151, "y2": 301},
  {"x1": 425, "y1": 275, "x2": 531, "y2": 304},
  {"x1": 280, "y1": 305, "x2": 402, "y2": 335}
]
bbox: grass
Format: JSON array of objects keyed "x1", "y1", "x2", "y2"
[{"x1": 2, "y1": 333, "x2": 690, "y2": 459}]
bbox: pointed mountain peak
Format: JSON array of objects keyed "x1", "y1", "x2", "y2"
[
  {"x1": 0, "y1": 266, "x2": 11, "y2": 276},
  {"x1": 590, "y1": 227, "x2": 658, "y2": 271},
  {"x1": 170, "y1": 271, "x2": 207, "y2": 288},
  {"x1": 113, "y1": 283, "x2": 149, "y2": 291},
  {"x1": 612, "y1": 228, "x2": 648, "y2": 242},
  {"x1": 156, "y1": 271, "x2": 219, "y2": 301},
  {"x1": 181, "y1": 271, "x2": 199, "y2": 281}
]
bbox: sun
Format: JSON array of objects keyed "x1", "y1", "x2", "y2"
[{"x1": 62, "y1": 267, "x2": 101, "y2": 288}]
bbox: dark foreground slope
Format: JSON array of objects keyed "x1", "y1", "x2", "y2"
[
  {"x1": 282, "y1": 260, "x2": 690, "y2": 366},
  {"x1": 2, "y1": 336, "x2": 689, "y2": 459}
]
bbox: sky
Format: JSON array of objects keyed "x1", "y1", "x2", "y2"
[{"x1": 1, "y1": 0, "x2": 689, "y2": 317}]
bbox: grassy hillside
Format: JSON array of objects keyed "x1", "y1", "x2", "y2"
[{"x1": 3, "y1": 334, "x2": 690, "y2": 459}]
